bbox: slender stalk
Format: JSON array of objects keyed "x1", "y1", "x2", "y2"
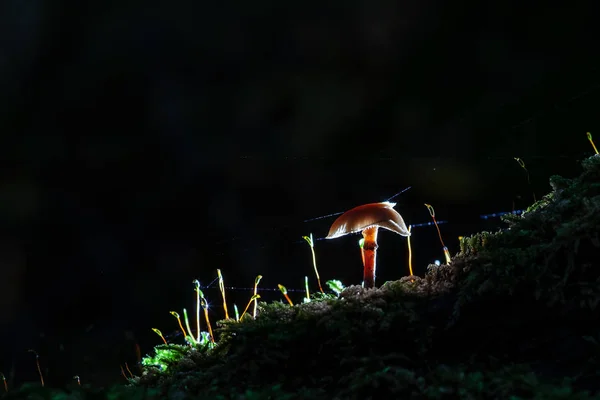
[
  {"x1": 217, "y1": 269, "x2": 229, "y2": 320},
  {"x1": 200, "y1": 298, "x2": 215, "y2": 343},
  {"x1": 588, "y1": 132, "x2": 598, "y2": 154},
  {"x1": 240, "y1": 294, "x2": 260, "y2": 320},
  {"x1": 193, "y1": 280, "x2": 201, "y2": 342},
  {"x1": 425, "y1": 203, "x2": 452, "y2": 264},
  {"x1": 125, "y1": 363, "x2": 134, "y2": 378},
  {"x1": 182, "y1": 308, "x2": 197, "y2": 345},
  {"x1": 120, "y1": 365, "x2": 128, "y2": 380},
  {"x1": 253, "y1": 275, "x2": 262, "y2": 319},
  {"x1": 278, "y1": 284, "x2": 294, "y2": 306},
  {"x1": 170, "y1": 311, "x2": 187, "y2": 340},
  {"x1": 302, "y1": 234, "x2": 324, "y2": 293},
  {"x1": 151, "y1": 328, "x2": 168, "y2": 345},
  {"x1": 304, "y1": 276, "x2": 310, "y2": 302},
  {"x1": 28, "y1": 350, "x2": 44, "y2": 387}
]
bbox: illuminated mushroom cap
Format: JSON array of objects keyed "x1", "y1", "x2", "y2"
[{"x1": 326, "y1": 202, "x2": 411, "y2": 239}]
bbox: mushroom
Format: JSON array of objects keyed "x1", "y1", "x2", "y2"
[{"x1": 326, "y1": 202, "x2": 410, "y2": 289}]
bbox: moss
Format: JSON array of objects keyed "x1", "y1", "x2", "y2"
[
  {"x1": 4, "y1": 155, "x2": 600, "y2": 399},
  {"x1": 130, "y1": 155, "x2": 600, "y2": 398}
]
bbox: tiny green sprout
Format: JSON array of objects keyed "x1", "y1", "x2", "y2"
[
  {"x1": 513, "y1": 157, "x2": 536, "y2": 202},
  {"x1": 326, "y1": 279, "x2": 345, "y2": 297},
  {"x1": 120, "y1": 365, "x2": 127, "y2": 380},
  {"x1": 125, "y1": 363, "x2": 133, "y2": 378},
  {"x1": 1, "y1": 371, "x2": 7, "y2": 392},
  {"x1": 358, "y1": 238, "x2": 365, "y2": 265},
  {"x1": 588, "y1": 132, "x2": 599, "y2": 154},
  {"x1": 304, "y1": 276, "x2": 311, "y2": 303},
  {"x1": 302, "y1": 233, "x2": 324, "y2": 293},
  {"x1": 424, "y1": 203, "x2": 452, "y2": 264},
  {"x1": 200, "y1": 297, "x2": 215, "y2": 343},
  {"x1": 240, "y1": 294, "x2": 261, "y2": 320},
  {"x1": 151, "y1": 328, "x2": 167, "y2": 345},
  {"x1": 193, "y1": 280, "x2": 202, "y2": 342},
  {"x1": 233, "y1": 304, "x2": 240, "y2": 322},
  {"x1": 196, "y1": 331, "x2": 214, "y2": 351},
  {"x1": 28, "y1": 349, "x2": 44, "y2": 387},
  {"x1": 278, "y1": 284, "x2": 294, "y2": 306},
  {"x1": 217, "y1": 269, "x2": 230, "y2": 320},
  {"x1": 170, "y1": 311, "x2": 187, "y2": 340},
  {"x1": 182, "y1": 308, "x2": 197, "y2": 345},
  {"x1": 253, "y1": 275, "x2": 263, "y2": 319}
]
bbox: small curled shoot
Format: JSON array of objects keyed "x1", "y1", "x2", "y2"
[
  {"x1": 217, "y1": 269, "x2": 230, "y2": 320},
  {"x1": 587, "y1": 132, "x2": 598, "y2": 154},
  {"x1": 28, "y1": 349, "x2": 44, "y2": 387},
  {"x1": 278, "y1": 284, "x2": 294, "y2": 306},
  {"x1": 200, "y1": 296, "x2": 215, "y2": 343},
  {"x1": 304, "y1": 276, "x2": 310, "y2": 303},
  {"x1": 233, "y1": 304, "x2": 240, "y2": 322},
  {"x1": 240, "y1": 294, "x2": 261, "y2": 321},
  {"x1": 302, "y1": 233, "x2": 324, "y2": 293},
  {"x1": 151, "y1": 328, "x2": 168, "y2": 345},
  {"x1": 193, "y1": 280, "x2": 202, "y2": 342},
  {"x1": 425, "y1": 203, "x2": 451, "y2": 264},
  {"x1": 182, "y1": 308, "x2": 197, "y2": 345},
  {"x1": 253, "y1": 275, "x2": 263, "y2": 319},
  {"x1": 169, "y1": 311, "x2": 187, "y2": 341},
  {"x1": 514, "y1": 157, "x2": 536, "y2": 202}
]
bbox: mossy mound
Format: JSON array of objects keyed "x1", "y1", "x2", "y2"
[
  {"x1": 3, "y1": 156, "x2": 599, "y2": 399},
  {"x1": 129, "y1": 156, "x2": 600, "y2": 399}
]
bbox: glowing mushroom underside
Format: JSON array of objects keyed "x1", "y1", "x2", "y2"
[{"x1": 326, "y1": 202, "x2": 410, "y2": 288}]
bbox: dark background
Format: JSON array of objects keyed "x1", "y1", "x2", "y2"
[{"x1": 0, "y1": 0, "x2": 598, "y2": 388}]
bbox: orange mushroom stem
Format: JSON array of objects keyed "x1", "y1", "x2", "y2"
[
  {"x1": 327, "y1": 202, "x2": 410, "y2": 289},
  {"x1": 361, "y1": 226, "x2": 379, "y2": 288}
]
